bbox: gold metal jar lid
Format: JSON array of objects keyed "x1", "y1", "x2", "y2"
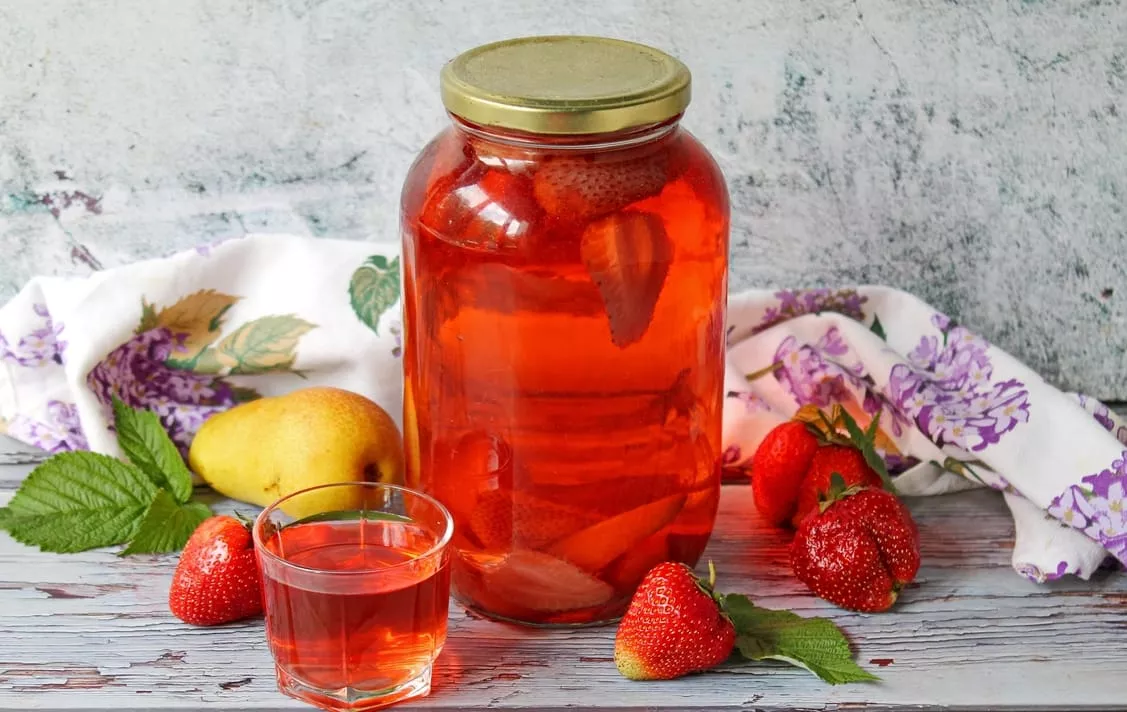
[{"x1": 439, "y1": 35, "x2": 691, "y2": 136}]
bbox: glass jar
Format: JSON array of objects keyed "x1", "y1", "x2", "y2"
[{"x1": 400, "y1": 36, "x2": 729, "y2": 626}]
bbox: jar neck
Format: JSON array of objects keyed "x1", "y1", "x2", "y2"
[{"x1": 449, "y1": 114, "x2": 681, "y2": 152}]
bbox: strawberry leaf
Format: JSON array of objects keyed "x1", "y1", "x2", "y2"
[
  {"x1": 3, "y1": 452, "x2": 158, "y2": 553},
  {"x1": 837, "y1": 408, "x2": 897, "y2": 494},
  {"x1": 121, "y1": 490, "x2": 212, "y2": 555},
  {"x1": 829, "y1": 472, "x2": 847, "y2": 494},
  {"x1": 112, "y1": 397, "x2": 194, "y2": 503},
  {"x1": 723, "y1": 594, "x2": 879, "y2": 685},
  {"x1": 864, "y1": 409, "x2": 882, "y2": 441}
]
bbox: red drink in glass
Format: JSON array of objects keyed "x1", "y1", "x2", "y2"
[{"x1": 255, "y1": 483, "x2": 453, "y2": 710}]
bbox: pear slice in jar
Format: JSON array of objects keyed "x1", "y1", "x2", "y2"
[
  {"x1": 471, "y1": 550, "x2": 615, "y2": 613},
  {"x1": 580, "y1": 210, "x2": 673, "y2": 348},
  {"x1": 548, "y1": 492, "x2": 686, "y2": 573}
]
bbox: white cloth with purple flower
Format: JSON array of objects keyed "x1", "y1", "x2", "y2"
[
  {"x1": 2, "y1": 234, "x2": 1125, "y2": 583},
  {"x1": 0, "y1": 234, "x2": 402, "y2": 458},
  {"x1": 722, "y1": 288, "x2": 1127, "y2": 583}
]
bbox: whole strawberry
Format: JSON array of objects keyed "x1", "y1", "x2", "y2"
[
  {"x1": 790, "y1": 446, "x2": 883, "y2": 528},
  {"x1": 169, "y1": 515, "x2": 263, "y2": 626},
  {"x1": 614, "y1": 562, "x2": 736, "y2": 680},
  {"x1": 790, "y1": 480, "x2": 920, "y2": 613},
  {"x1": 750, "y1": 420, "x2": 819, "y2": 525}
]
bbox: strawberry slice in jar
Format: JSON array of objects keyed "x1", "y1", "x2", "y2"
[
  {"x1": 533, "y1": 150, "x2": 669, "y2": 221},
  {"x1": 580, "y1": 210, "x2": 673, "y2": 348}
]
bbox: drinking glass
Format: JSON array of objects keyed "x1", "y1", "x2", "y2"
[{"x1": 253, "y1": 482, "x2": 453, "y2": 710}]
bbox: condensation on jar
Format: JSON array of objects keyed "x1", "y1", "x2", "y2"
[{"x1": 399, "y1": 35, "x2": 730, "y2": 626}]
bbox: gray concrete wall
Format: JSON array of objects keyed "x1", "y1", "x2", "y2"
[{"x1": 1, "y1": 0, "x2": 1124, "y2": 397}]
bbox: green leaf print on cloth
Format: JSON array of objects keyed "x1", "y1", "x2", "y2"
[
  {"x1": 212, "y1": 315, "x2": 315, "y2": 375},
  {"x1": 86, "y1": 291, "x2": 316, "y2": 456},
  {"x1": 141, "y1": 290, "x2": 239, "y2": 369},
  {"x1": 349, "y1": 255, "x2": 401, "y2": 336}
]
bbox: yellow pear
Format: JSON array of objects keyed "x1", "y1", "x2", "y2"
[{"x1": 188, "y1": 386, "x2": 405, "y2": 519}]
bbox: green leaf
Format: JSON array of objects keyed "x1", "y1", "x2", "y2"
[
  {"x1": 150, "y1": 290, "x2": 240, "y2": 362},
  {"x1": 837, "y1": 408, "x2": 896, "y2": 493},
  {"x1": 349, "y1": 255, "x2": 401, "y2": 336},
  {"x1": 230, "y1": 386, "x2": 261, "y2": 403},
  {"x1": 288, "y1": 509, "x2": 413, "y2": 527},
  {"x1": 112, "y1": 397, "x2": 193, "y2": 503},
  {"x1": 214, "y1": 315, "x2": 315, "y2": 374},
  {"x1": 744, "y1": 360, "x2": 784, "y2": 383},
  {"x1": 192, "y1": 347, "x2": 225, "y2": 374},
  {"x1": 0, "y1": 506, "x2": 13, "y2": 530},
  {"x1": 137, "y1": 298, "x2": 159, "y2": 333},
  {"x1": 724, "y1": 594, "x2": 879, "y2": 685},
  {"x1": 4, "y1": 452, "x2": 158, "y2": 553},
  {"x1": 121, "y1": 490, "x2": 212, "y2": 555},
  {"x1": 869, "y1": 315, "x2": 886, "y2": 340}
]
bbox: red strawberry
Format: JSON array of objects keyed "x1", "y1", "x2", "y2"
[
  {"x1": 614, "y1": 562, "x2": 736, "y2": 680},
  {"x1": 533, "y1": 153, "x2": 668, "y2": 220},
  {"x1": 790, "y1": 446, "x2": 883, "y2": 528},
  {"x1": 790, "y1": 483, "x2": 920, "y2": 613},
  {"x1": 580, "y1": 210, "x2": 672, "y2": 347},
  {"x1": 169, "y1": 515, "x2": 263, "y2": 626},
  {"x1": 750, "y1": 420, "x2": 818, "y2": 526}
]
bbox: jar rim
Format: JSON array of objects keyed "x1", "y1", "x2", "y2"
[{"x1": 440, "y1": 35, "x2": 691, "y2": 136}]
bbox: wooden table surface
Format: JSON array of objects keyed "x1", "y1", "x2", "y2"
[{"x1": 3, "y1": 428, "x2": 1127, "y2": 711}]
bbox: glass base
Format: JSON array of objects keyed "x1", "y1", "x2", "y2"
[{"x1": 275, "y1": 664, "x2": 432, "y2": 711}]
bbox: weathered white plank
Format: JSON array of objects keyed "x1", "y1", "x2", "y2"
[
  {"x1": 1, "y1": 482, "x2": 1125, "y2": 710},
  {"x1": 0, "y1": 434, "x2": 49, "y2": 474}
]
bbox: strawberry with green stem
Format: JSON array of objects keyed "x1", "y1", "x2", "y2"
[
  {"x1": 790, "y1": 474, "x2": 921, "y2": 613},
  {"x1": 751, "y1": 405, "x2": 898, "y2": 528},
  {"x1": 169, "y1": 514, "x2": 263, "y2": 626},
  {"x1": 614, "y1": 561, "x2": 877, "y2": 684}
]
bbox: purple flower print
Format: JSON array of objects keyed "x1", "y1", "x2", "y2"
[
  {"x1": 769, "y1": 327, "x2": 913, "y2": 468},
  {"x1": 818, "y1": 326, "x2": 849, "y2": 358},
  {"x1": 192, "y1": 234, "x2": 245, "y2": 257},
  {"x1": 0, "y1": 303, "x2": 66, "y2": 367},
  {"x1": 5, "y1": 400, "x2": 88, "y2": 453},
  {"x1": 1047, "y1": 486, "x2": 1097, "y2": 531},
  {"x1": 773, "y1": 327, "x2": 905, "y2": 426},
  {"x1": 1017, "y1": 560, "x2": 1071, "y2": 584},
  {"x1": 888, "y1": 317, "x2": 1030, "y2": 453},
  {"x1": 1048, "y1": 452, "x2": 1127, "y2": 565},
  {"x1": 773, "y1": 329, "x2": 860, "y2": 408},
  {"x1": 86, "y1": 327, "x2": 238, "y2": 455},
  {"x1": 726, "y1": 389, "x2": 770, "y2": 413},
  {"x1": 1076, "y1": 393, "x2": 1127, "y2": 446},
  {"x1": 753, "y1": 288, "x2": 868, "y2": 335}
]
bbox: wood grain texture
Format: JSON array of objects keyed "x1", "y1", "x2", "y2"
[{"x1": 2, "y1": 469, "x2": 1126, "y2": 710}]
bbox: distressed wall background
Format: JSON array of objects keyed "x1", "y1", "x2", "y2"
[{"x1": 0, "y1": 0, "x2": 1124, "y2": 397}]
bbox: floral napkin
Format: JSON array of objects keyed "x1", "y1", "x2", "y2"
[{"x1": 1, "y1": 233, "x2": 1124, "y2": 582}]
